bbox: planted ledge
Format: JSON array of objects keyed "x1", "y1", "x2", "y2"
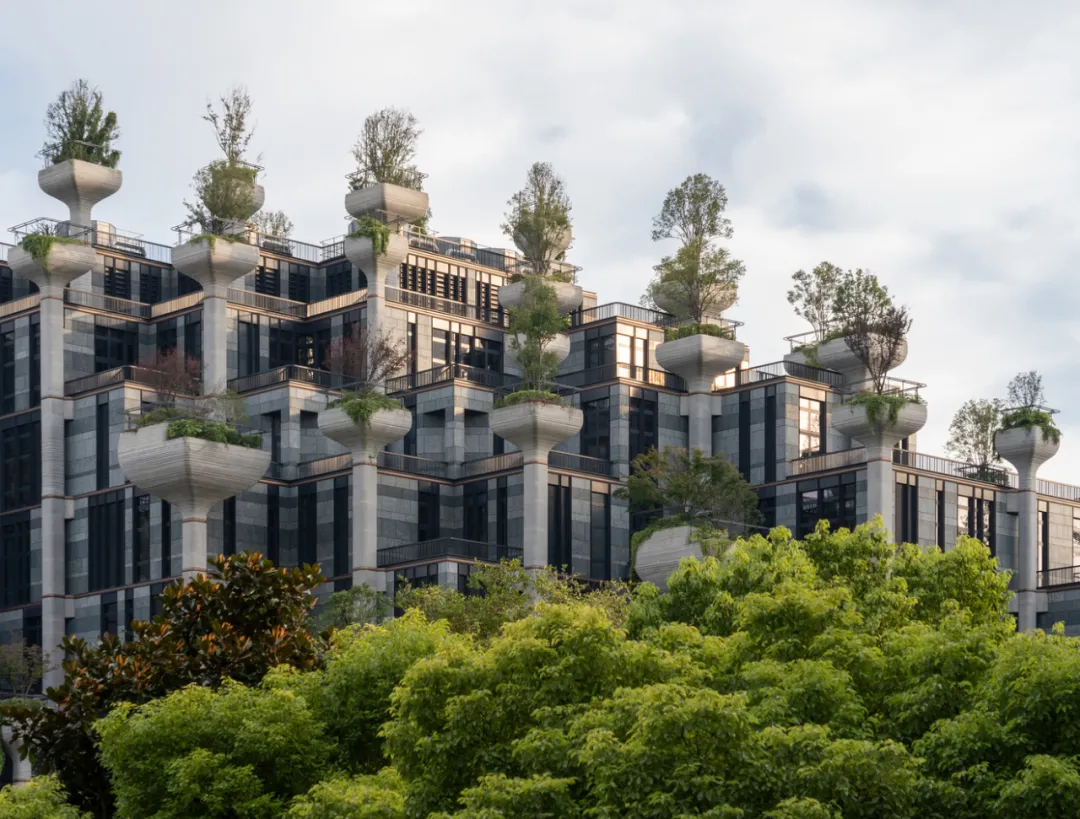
[
  {"x1": 344, "y1": 228, "x2": 409, "y2": 287},
  {"x1": 995, "y1": 416, "x2": 1061, "y2": 476},
  {"x1": 499, "y1": 280, "x2": 583, "y2": 314},
  {"x1": 655, "y1": 333, "x2": 746, "y2": 393},
  {"x1": 319, "y1": 392, "x2": 412, "y2": 461},
  {"x1": 345, "y1": 183, "x2": 429, "y2": 224},
  {"x1": 7, "y1": 237, "x2": 101, "y2": 290},
  {"x1": 172, "y1": 235, "x2": 260, "y2": 288},
  {"x1": 634, "y1": 524, "x2": 699, "y2": 592},
  {"x1": 38, "y1": 158, "x2": 122, "y2": 226},
  {"x1": 653, "y1": 282, "x2": 736, "y2": 320},
  {"x1": 489, "y1": 396, "x2": 583, "y2": 462},
  {"x1": 117, "y1": 421, "x2": 269, "y2": 513},
  {"x1": 513, "y1": 332, "x2": 570, "y2": 364},
  {"x1": 832, "y1": 396, "x2": 927, "y2": 450}
]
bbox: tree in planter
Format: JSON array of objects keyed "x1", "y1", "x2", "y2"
[
  {"x1": 1000, "y1": 370, "x2": 1060, "y2": 444},
  {"x1": 350, "y1": 107, "x2": 431, "y2": 232},
  {"x1": 836, "y1": 280, "x2": 911, "y2": 396},
  {"x1": 787, "y1": 261, "x2": 843, "y2": 342},
  {"x1": 39, "y1": 79, "x2": 121, "y2": 168},
  {"x1": 252, "y1": 209, "x2": 294, "y2": 239},
  {"x1": 947, "y1": 398, "x2": 1003, "y2": 474},
  {"x1": 1006, "y1": 370, "x2": 1046, "y2": 408},
  {"x1": 0, "y1": 636, "x2": 45, "y2": 698},
  {"x1": 501, "y1": 276, "x2": 569, "y2": 404},
  {"x1": 643, "y1": 173, "x2": 745, "y2": 329},
  {"x1": 322, "y1": 329, "x2": 408, "y2": 390},
  {"x1": 0, "y1": 553, "x2": 324, "y2": 819},
  {"x1": 501, "y1": 162, "x2": 573, "y2": 279},
  {"x1": 137, "y1": 348, "x2": 201, "y2": 408}
]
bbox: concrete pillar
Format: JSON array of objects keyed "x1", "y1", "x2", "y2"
[
  {"x1": 2, "y1": 727, "x2": 33, "y2": 785},
  {"x1": 445, "y1": 404, "x2": 466, "y2": 464},
  {"x1": 996, "y1": 426, "x2": 1060, "y2": 632},
  {"x1": 687, "y1": 392, "x2": 712, "y2": 456},
  {"x1": 522, "y1": 462, "x2": 548, "y2": 568},
  {"x1": 202, "y1": 284, "x2": 229, "y2": 396},
  {"x1": 181, "y1": 511, "x2": 210, "y2": 579}
]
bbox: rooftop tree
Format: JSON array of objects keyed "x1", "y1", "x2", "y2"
[
  {"x1": 350, "y1": 107, "x2": 424, "y2": 191},
  {"x1": 787, "y1": 261, "x2": 843, "y2": 342},
  {"x1": 946, "y1": 398, "x2": 1004, "y2": 468},
  {"x1": 39, "y1": 79, "x2": 120, "y2": 168},
  {"x1": 643, "y1": 173, "x2": 745, "y2": 329},
  {"x1": 501, "y1": 161, "x2": 573, "y2": 280},
  {"x1": 498, "y1": 275, "x2": 569, "y2": 407},
  {"x1": 1000, "y1": 369, "x2": 1060, "y2": 444}
]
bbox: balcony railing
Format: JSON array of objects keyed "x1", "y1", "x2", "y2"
[
  {"x1": 557, "y1": 363, "x2": 687, "y2": 392},
  {"x1": 151, "y1": 292, "x2": 204, "y2": 317},
  {"x1": 386, "y1": 363, "x2": 519, "y2": 394},
  {"x1": 378, "y1": 537, "x2": 522, "y2": 568},
  {"x1": 459, "y1": 452, "x2": 524, "y2": 478},
  {"x1": 790, "y1": 448, "x2": 868, "y2": 476},
  {"x1": 1037, "y1": 479, "x2": 1080, "y2": 503},
  {"x1": 228, "y1": 365, "x2": 359, "y2": 394},
  {"x1": 93, "y1": 225, "x2": 173, "y2": 265},
  {"x1": 402, "y1": 225, "x2": 579, "y2": 280},
  {"x1": 378, "y1": 452, "x2": 453, "y2": 480},
  {"x1": 0, "y1": 294, "x2": 40, "y2": 319},
  {"x1": 713, "y1": 359, "x2": 846, "y2": 391},
  {"x1": 386, "y1": 287, "x2": 508, "y2": 326},
  {"x1": 1040, "y1": 565, "x2": 1080, "y2": 588},
  {"x1": 227, "y1": 287, "x2": 308, "y2": 318},
  {"x1": 64, "y1": 288, "x2": 152, "y2": 319},
  {"x1": 65, "y1": 365, "x2": 202, "y2": 397},
  {"x1": 893, "y1": 450, "x2": 1017, "y2": 487},
  {"x1": 306, "y1": 289, "x2": 367, "y2": 317},
  {"x1": 550, "y1": 450, "x2": 617, "y2": 477},
  {"x1": 841, "y1": 376, "x2": 926, "y2": 401},
  {"x1": 570, "y1": 302, "x2": 678, "y2": 329}
]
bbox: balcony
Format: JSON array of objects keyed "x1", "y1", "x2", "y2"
[
  {"x1": 570, "y1": 302, "x2": 678, "y2": 329},
  {"x1": 790, "y1": 448, "x2": 869, "y2": 476},
  {"x1": 1040, "y1": 565, "x2": 1080, "y2": 589},
  {"x1": 557, "y1": 363, "x2": 687, "y2": 392},
  {"x1": 0, "y1": 293, "x2": 40, "y2": 319},
  {"x1": 550, "y1": 450, "x2": 617, "y2": 477},
  {"x1": 402, "y1": 225, "x2": 580, "y2": 280},
  {"x1": 713, "y1": 359, "x2": 846, "y2": 391},
  {"x1": 892, "y1": 450, "x2": 1017, "y2": 488},
  {"x1": 228, "y1": 365, "x2": 358, "y2": 395},
  {"x1": 65, "y1": 288, "x2": 151, "y2": 319},
  {"x1": 386, "y1": 287, "x2": 507, "y2": 327},
  {"x1": 386, "y1": 363, "x2": 519, "y2": 394},
  {"x1": 377, "y1": 537, "x2": 522, "y2": 568}
]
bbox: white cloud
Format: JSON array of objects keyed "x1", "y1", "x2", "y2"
[{"x1": 2, "y1": 0, "x2": 1079, "y2": 479}]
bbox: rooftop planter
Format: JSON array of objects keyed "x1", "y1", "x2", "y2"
[
  {"x1": 344, "y1": 219, "x2": 409, "y2": 285},
  {"x1": 172, "y1": 234, "x2": 259, "y2": 289},
  {"x1": 655, "y1": 332, "x2": 746, "y2": 393},
  {"x1": 7, "y1": 235, "x2": 101, "y2": 289},
  {"x1": 345, "y1": 183, "x2": 429, "y2": 224},
  {"x1": 117, "y1": 420, "x2": 270, "y2": 513},
  {"x1": 319, "y1": 392, "x2": 412, "y2": 460},
  {"x1": 832, "y1": 394, "x2": 927, "y2": 449},
  {"x1": 816, "y1": 333, "x2": 908, "y2": 381},
  {"x1": 512, "y1": 331, "x2": 570, "y2": 364},
  {"x1": 652, "y1": 280, "x2": 736, "y2": 322},
  {"x1": 995, "y1": 409, "x2": 1061, "y2": 476},
  {"x1": 489, "y1": 398, "x2": 583, "y2": 462},
  {"x1": 38, "y1": 158, "x2": 122, "y2": 228},
  {"x1": 499, "y1": 278, "x2": 583, "y2": 314},
  {"x1": 633, "y1": 523, "x2": 699, "y2": 592}
]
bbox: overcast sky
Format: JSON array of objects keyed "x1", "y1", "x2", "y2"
[{"x1": 2, "y1": 0, "x2": 1079, "y2": 480}]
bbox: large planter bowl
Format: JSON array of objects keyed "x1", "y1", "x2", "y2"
[
  {"x1": 499, "y1": 280, "x2": 583, "y2": 314},
  {"x1": 346, "y1": 183, "x2": 429, "y2": 223},
  {"x1": 344, "y1": 233, "x2": 410, "y2": 287},
  {"x1": 7, "y1": 242, "x2": 102, "y2": 290},
  {"x1": 38, "y1": 159, "x2": 122, "y2": 226},
  {"x1": 512, "y1": 225, "x2": 573, "y2": 258},
  {"x1": 655, "y1": 334, "x2": 746, "y2": 393},
  {"x1": 634, "y1": 525, "x2": 699, "y2": 592},
  {"x1": 816, "y1": 335, "x2": 908, "y2": 385},
  {"x1": 831, "y1": 400, "x2": 927, "y2": 450},
  {"x1": 489, "y1": 401, "x2": 583, "y2": 462},
  {"x1": 652, "y1": 281, "x2": 737, "y2": 321},
  {"x1": 172, "y1": 237, "x2": 260, "y2": 289},
  {"x1": 513, "y1": 332, "x2": 571, "y2": 363},
  {"x1": 318, "y1": 406, "x2": 412, "y2": 462},
  {"x1": 117, "y1": 423, "x2": 270, "y2": 513},
  {"x1": 995, "y1": 426, "x2": 1060, "y2": 476}
]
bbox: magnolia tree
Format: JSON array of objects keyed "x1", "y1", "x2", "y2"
[
  {"x1": 39, "y1": 79, "x2": 121, "y2": 168},
  {"x1": 501, "y1": 162, "x2": 573, "y2": 279},
  {"x1": 643, "y1": 173, "x2": 745, "y2": 326}
]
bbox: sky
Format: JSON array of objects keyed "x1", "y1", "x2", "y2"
[{"x1": 2, "y1": 0, "x2": 1079, "y2": 480}]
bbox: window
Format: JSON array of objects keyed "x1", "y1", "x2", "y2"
[
  {"x1": 590, "y1": 487, "x2": 611, "y2": 580},
  {"x1": 0, "y1": 413, "x2": 39, "y2": 512},
  {"x1": 1073, "y1": 510, "x2": 1080, "y2": 569},
  {"x1": 629, "y1": 392, "x2": 658, "y2": 462},
  {"x1": 957, "y1": 489, "x2": 995, "y2": 555},
  {"x1": 288, "y1": 263, "x2": 310, "y2": 303},
  {"x1": 1039, "y1": 501, "x2": 1049, "y2": 577},
  {"x1": 325, "y1": 261, "x2": 352, "y2": 298},
  {"x1": 418, "y1": 483, "x2": 440, "y2": 541},
  {"x1": 270, "y1": 324, "x2": 295, "y2": 368},
  {"x1": 0, "y1": 511, "x2": 31, "y2": 607},
  {"x1": 178, "y1": 273, "x2": 200, "y2": 296},
  {"x1": 267, "y1": 485, "x2": 280, "y2": 565},
  {"x1": 497, "y1": 478, "x2": 508, "y2": 546},
  {"x1": 96, "y1": 400, "x2": 110, "y2": 489},
  {"x1": 464, "y1": 483, "x2": 488, "y2": 542},
  {"x1": 161, "y1": 500, "x2": 172, "y2": 578},
  {"x1": 256, "y1": 257, "x2": 280, "y2": 296},
  {"x1": 30, "y1": 317, "x2": 39, "y2": 407},
  {"x1": 140, "y1": 265, "x2": 163, "y2": 304},
  {"x1": 581, "y1": 396, "x2": 611, "y2": 460},
  {"x1": 407, "y1": 320, "x2": 418, "y2": 376},
  {"x1": 0, "y1": 268, "x2": 12, "y2": 304},
  {"x1": 937, "y1": 483, "x2": 946, "y2": 548},
  {"x1": 89, "y1": 490, "x2": 126, "y2": 591},
  {"x1": 184, "y1": 316, "x2": 202, "y2": 368},
  {"x1": 471, "y1": 337, "x2": 503, "y2": 372},
  {"x1": 298, "y1": 484, "x2": 317, "y2": 565},
  {"x1": 103, "y1": 257, "x2": 131, "y2": 299},
  {"x1": 739, "y1": 392, "x2": 751, "y2": 479},
  {"x1": 799, "y1": 396, "x2": 825, "y2": 457},
  {"x1": 432, "y1": 328, "x2": 449, "y2": 369},
  {"x1": 403, "y1": 404, "x2": 417, "y2": 457},
  {"x1": 94, "y1": 323, "x2": 137, "y2": 372},
  {"x1": 133, "y1": 494, "x2": 151, "y2": 582},
  {"x1": 100, "y1": 597, "x2": 119, "y2": 638},
  {"x1": 334, "y1": 477, "x2": 349, "y2": 578},
  {"x1": 585, "y1": 333, "x2": 615, "y2": 369},
  {"x1": 0, "y1": 326, "x2": 14, "y2": 414},
  {"x1": 758, "y1": 489, "x2": 777, "y2": 528},
  {"x1": 895, "y1": 474, "x2": 919, "y2": 544},
  {"x1": 223, "y1": 497, "x2": 237, "y2": 557},
  {"x1": 239, "y1": 320, "x2": 259, "y2": 377},
  {"x1": 548, "y1": 477, "x2": 572, "y2": 570},
  {"x1": 157, "y1": 321, "x2": 177, "y2": 356},
  {"x1": 796, "y1": 473, "x2": 857, "y2": 538},
  {"x1": 764, "y1": 392, "x2": 777, "y2": 482},
  {"x1": 265, "y1": 411, "x2": 282, "y2": 463}
]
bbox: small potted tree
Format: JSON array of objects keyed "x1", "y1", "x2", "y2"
[
  {"x1": 783, "y1": 261, "x2": 846, "y2": 373},
  {"x1": 994, "y1": 371, "x2": 1061, "y2": 478},
  {"x1": 37, "y1": 79, "x2": 122, "y2": 230},
  {"x1": 498, "y1": 162, "x2": 581, "y2": 312},
  {"x1": 490, "y1": 276, "x2": 582, "y2": 458}
]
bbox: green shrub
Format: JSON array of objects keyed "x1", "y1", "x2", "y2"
[
  {"x1": 164, "y1": 418, "x2": 263, "y2": 449},
  {"x1": 134, "y1": 407, "x2": 188, "y2": 428},
  {"x1": 846, "y1": 392, "x2": 923, "y2": 426},
  {"x1": 19, "y1": 234, "x2": 85, "y2": 263},
  {"x1": 328, "y1": 390, "x2": 404, "y2": 428},
  {"x1": 349, "y1": 216, "x2": 392, "y2": 255},
  {"x1": 492, "y1": 390, "x2": 567, "y2": 410},
  {"x1": 1000, "y1": 406, "x2": 1061, "y2": 445},
  {"x1": 665, "y1": 322, "x2": 735, "y2": 342},
  {"x1": 189, "y1": 233, "x2": 246, "y2": 251}
]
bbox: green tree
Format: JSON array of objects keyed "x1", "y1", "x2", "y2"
[
  {"x1": 506, "y1": 275, "x2": 569, "y2": 392},
  {"x1": 946, "y1": 398, "x2": 1003, "y2": 468},
  {"x1": 0, "y1": 775, "x2": 87, "y2": 818},
  {"x1": 288, "y1": 769, "x2": 405, "y2": 819},
  {"x1": 1005, "y1": 369, "x2": 1045, "y2": 408},
  {"x1": 501, "y1": 162, "x2": 573, "y2": 278},
  {"x1": 0, "y1": 635, "x2": 45, "y2": 697},
  {"x1": 787, "y1": 262, "x2": 843, "y2": 341},
  {"x1": 318, "y1": 584, "x2": 392, "y2": 630},
  {"x1": 351, "y1": 107, "x2": 424, "y2": 190},
  {"x1": 253, "y1": 209, "x2": 294, "y2": 239},
  {"x1": 40, "y1": 79, "x2": 120, "y2": 169},
  {"x1": 96, "y1": 682, "x2": 329, "y2": 819}
]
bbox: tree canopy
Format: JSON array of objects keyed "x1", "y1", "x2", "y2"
[
  {"x1": 501, "y1": 162, "x2": 573, "y2": 278},
  {"x1": 40, "y1": 79, "x2": 121, "y2": 169}
]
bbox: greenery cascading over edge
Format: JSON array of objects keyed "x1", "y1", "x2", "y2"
[
  {"x1": 1000, "y1": 406, "x2": 1061, "y2": 445},
  {"x1": 328, "y1": 390, "x2": 404, "y2": 428}
]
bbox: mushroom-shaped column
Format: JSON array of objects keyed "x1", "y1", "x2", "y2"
[
  {"x1": 1, "y1": 726, "x2": 33, "y2": 785},
  {"x1": 996, "y1": 423, "x2": 1060, "y2": 632},
  {"x1": 490, "y1": 402, "x2": 583, "y2": 568},
  {"x1": 634, "y1": 524, "x2": 699, "y2": 592},
  {"x1": 172, "y1": 238, "x2": 259, "y2": 397},
  {"x1": 319, "y1": 405, "x2": 413, "y2": 590},
  {"x1": 8, "y1": 240, "x2": 102, "y2": 689},
  {"x1": 832, "y1": 399, "x2": 927, "y2": 537},
  {"x1": 817, "y1": 335, "x2": 909, "y2": 387},
  {"x1": 39, "y1": 158, "x2": 122, "y2": 230},
  {"x1": 655, "y1": 334, "x2": 746, "y2": 456},
  {"x1": 344, "y1": 183, "x2": 429, "y2": 358},
  {"x1": 118, "y1": 423, "x2": 270, "y2": 578}
]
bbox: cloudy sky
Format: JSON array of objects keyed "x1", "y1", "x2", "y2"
[{"x1": 2, "y1": 0, "x2": 1079, "y2": 480}]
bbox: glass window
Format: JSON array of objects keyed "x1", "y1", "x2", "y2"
[
  {"x1": 432, "y1": 329, "x2": 449, "y2": 369},
  {"x1": 0, "y1": 511, "x2": 31, "y2": 607},
  {"x1": 0, "y1": 328, "x2": 13, "y2": 415},
  {"x1": 89, "y1": 490, "x2": 126, "y2": 591},
  {"x1": 418, "y1": 483, "x2": 440, "y2": 542},
  {"x1": 799, "y1": 397, "x2": 824, "y2": 457},
  {"x1": 582, "y1": 397, "x2": 611, "y2": 460},
  {"x1": 464, "y1": 483, "x2": 488, "y2": 542},
  {"x1": 590, "y1": 490, "x2": 611, "y2": 580},
  {"x1": 298, "y1": 485, "x2": 317, "y2": 565},
  {"x1": 325, "y1": 261, "x2": 352, "y2": 298},
  {"x1": 133, "y1": 494, "x2": 151, "y2": 583},
  {"x1": 103, "y1": 257, "x2": 131, "y2": 299},
  {"x1": 334, "y1": 477, "x2": 349, "y2": 579},
  {"x1": 548, "y1": 481, "x2": 572, "y2": 570},
  {"x1": 94, "y1": 324, "x2": 137, "y2": 372},
  {"x1": 256, "y1": 257, "x2": 280, "y2": 296},
  {"x1": 239, "y1": 321, "x2": 259, "y2": 377},
  {"x1": 629, "y1": 395, "x2": 658, "y2": 462}
]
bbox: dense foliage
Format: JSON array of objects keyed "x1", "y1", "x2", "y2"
[
  {"x1": 328, "y1": 390, "x2": 404, "y2": 428},
  {"x1": 501, "y1": 161, "x2": 573, "y2": 277},
  {"x1": 165, "y1": 418, "x2": 263, "y2": 449},
  {"x1": 999, "y1": 406, "x2": 1060, "y2": 445},
  {"x1": 349, "y1": 215, "x2": 392, "y2": 255},
  {"x1": 19, "y1": 234, "x2": 85, "y2": 264},
  {"x1": 505, "y1": 274, "x2": 569, "y2": 397},
  {"x1": 665, "y1": 321, "x2": 735, "y2": 342},
  {"x1": 40, "y1": 79, "x2": 121, "y2": 168},
  {"x1": 844, "y1": 391, "x2": 923, "y2": 426}
]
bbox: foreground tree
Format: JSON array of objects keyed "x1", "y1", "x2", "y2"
[
  {"x1": 40, "y1": 79, "x2": 120, "y2": 168},
  {"x1": 0, "y1": 636, "x2": 45, "y2": 697},
  {"x1": 501, "y1": 162, "x2": 573, "y2": 279},
  {"x1": 0, "y1": 775, "x2": 86, "y2": 818},
  {"x1": 252, "y1": 209, "x2": 294, "y2": 239},
  {"x1": 946, "y1": 398, "x2": 1003, "y2": 468}
]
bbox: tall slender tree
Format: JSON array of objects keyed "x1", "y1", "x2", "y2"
[
  {"x1": 502, "y1": 162, "x2": 573, "y2": 278},
  {"x1": 39, "y1": 79, "x2": 121, "y2": 168}
]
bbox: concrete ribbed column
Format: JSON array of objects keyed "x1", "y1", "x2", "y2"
[{"x1": 202, "y1": 284, "x2": 228, "y2": 397}]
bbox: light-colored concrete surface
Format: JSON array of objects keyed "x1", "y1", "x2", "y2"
[
  {"x1": 635, "y1": 524, "x2": 700, "y2": 592},
  {"x1": 345, "y1": 183, "x2": 429, "y2": 223},
  {"x1": 652, "y1": 282, "x2": 737, "y2": 320},
  {"x1": 499, "y1": 280, "x2": 584, "y2": 314},
  {"x1": 318, "y1": 407, "x2": 413, "y2": 464},
  {"x1": 997, "y1": 426, "x2": 1061, "y2": 632},
  {"x1": 38, "y1": 158, "x2": 122, "y2": 227},
  {"x1": 489, "y1": 402, "x2": 583, "y2": 463},
  {"x1": 655, "y1": 335, "x2": 746, "y2": 393},
  {"x1": 816, "y1": 335, "x2": 908, "y2": 385}
]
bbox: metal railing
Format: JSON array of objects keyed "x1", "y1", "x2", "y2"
[
  {"x1": 94, "y1": 224, "x2": 172, "y2": 265},
  {"x1": 378, "y1": 452, "x2": 452, "y2": 480},
  {"x1": 386, "y1": 363, "x2": 518, "y2": 394},
  {"x1": 151, "y1": 292, "x2": 204, "y2": 317},
  {"x1": 557, "y1": 363, "x2": 687, "y2": 392},
  {"x1": 713, "y1": 359, "x2": 846, "y2": 390},
  {"x1": 9, "y1": 217, "x2": 94, "y2": 244},
  {"x1": 570, "y1": 302, "x2": 678, "y2": 329},
  {"x1": 386, "y1": 286, "x2": 508, "y2": 326},
  {"x1": 784, "y1": 328, "x2": 831, "y2": 353},
  {"x1": 297, "y1": 454, "x2": 352, "y2": 480},
  {"x1": 228, "y1": 365, "x2": 359, "y2": 395},
  {"x1": 892, "y1": 450, "x2": 1017, "y2": 487},
  {"x1": 1037, "y1": 478, "x2": 1080, "y2": 503},
  {"x1": 840, "y1": 376, "x2": 926, "y2": 401},
  {"x1": 459, "y1": 452, "x2": 524, "y2": 478},
  {"x1": 378, "y1": 537, "x2": 522, "y2": 568},
  {"x1": 64, "y1": 288, "x2": 151, "y2": 319},
  {"x1": 0, "y1": 294, "x2": 40, "y2": 319},
  {"x1": 65, "y1": 365, "x2": 202, "y2": 397},
  {"x1": 1040, "y1": 565, "x2": 1080, "y2": 588},
  {"x1": 347, "y1": 167, "x2": 428, "y2": 190},
  {"x1": 305, "y1": 289, "x2": 367, "y2": 317},
  {"x1": 402, "y1": 225, "x2": 579, "y2": 280},
  {"x1": 790, "y1": 448, "x2": 868, "y2": 476},
  {"x1": 550, "y1": 450, "x2": 616, "y2": 477},
  {"x1": 250, "y1": 231, "x2": 324, "y2": 263},
  {"x1": 319, "y1": 236, "x2": 345, "y2": 261},
  {"x1": 226, "y1": 287, "x2": 308, "y2": 318}
]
